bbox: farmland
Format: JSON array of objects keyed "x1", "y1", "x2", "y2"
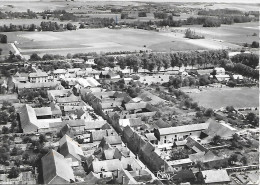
[
  {"x1": 189, "y1": 87, "x2": 259, "y2": 109},
  {"x1": 4, "y1": 21, "x2": 258, "y2": 56}
]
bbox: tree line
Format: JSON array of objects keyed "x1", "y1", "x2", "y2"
[
  {"x1": 0, "y1": 21, "x2": 77, "y2": 32},
  {"x1": 0, "y1": 9, "x2": 37, "y2": 19},
  {"x1": 115, "y1": 50, "x2": 229, "y2": 73},
  {"x1": 231, "y1": 53, "x2": 259, "y2": 69}
]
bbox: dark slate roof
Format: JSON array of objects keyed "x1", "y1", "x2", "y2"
[{"x1": 41, "y1": 150, "x2": 75, "y2": 184}]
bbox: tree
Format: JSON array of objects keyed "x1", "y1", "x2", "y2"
[
  {"x1": 240, "y1": 156, "x2": 247, "y2": 165},
  {"x1": 1, "y1": 101, "x2": 12, "y2": 110},
  {"x1": 204, "y1": 108, "x2": 214, "y2": 117},
  {"x1": 226, "y1": 106, "x2": 235, "y2": 113},
  {"x1": 246, "y1": 112, "x2": 259, "y2": 126},
  {"x1": 251, "y1": 41, "x2": 259, "y2": 48},
  {"x1": 211, "y1": 135, "x2": 221, "y2": 145},
  {"x1": 22, "y1": 153, "x2": 30, "y2": 161},
  {"x1": 1, "y1": 126, "x2": 9, "y2": 134},
  {"x1": 8, "y1": 167, "x2": 20, "y2": 178},
  {"x1": 66, "y1": 23, "x2": 74, "y2": 30},
  {"x1": 228, "y1": 154, "x2": 238, "y2": 165},
  {"x1": 11, "y1": 147, "x2": 18, "y2": 156},
  {"x1": 29, "y1": 53, "x2": 41, "y2": 61},
  {"x1": 39, "y1": 134, "x2": 47, "y2": 143}
]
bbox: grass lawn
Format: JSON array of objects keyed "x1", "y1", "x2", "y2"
[{"x1": 189, "y1": 87, "x2": 259, "y2": 109}]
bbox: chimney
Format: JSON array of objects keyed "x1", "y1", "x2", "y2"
[
  {"x1": 116, "y1": 168, "x2": 119, "y2": 178},
  {"x1": 122, "y1": 175, "x2": 125, "y2": 184}
]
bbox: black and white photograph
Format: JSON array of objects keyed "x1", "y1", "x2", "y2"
[{"x1": 0, "y1": 0, "x2": 259, "y2": 184}]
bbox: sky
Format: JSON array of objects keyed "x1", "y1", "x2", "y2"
[{"x1": 3, "y1": 0, "x2": 260, "y2": 3}]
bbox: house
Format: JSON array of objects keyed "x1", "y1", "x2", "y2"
[
  {"x1": 19, "y1": 104, "x2": 62, "y2": 133},
  {"x1": 53, "y1": 69, "x2": 67, "y2": 79},
  {"x1": 189, "y1": 151, "x2": 227, "y2": 168},
  {"x1": 114, "y1": 169, "x2": 139, "y2": 184},
  {"x1": 233, "y1": 74, "x2": 243, "y2": 81},
  {"x1": 168, "y1": 158, "x2": 193, "y2": 171},
  {"x1": 137, "y1": 91, "x2": 165, "y2": 105},
  {"x1": 145, "y1": 133, "x2": 158, "y2": 145},
  {"x1": 59, "y1": 135, "x2": 84, "y2": 162},
  {"x1": 154, "y1": 123, "x2": 209, "y2": 145},
  {"x1": 100, "y1": 70, "x2": 120, "y2": 79},
  {"x1": 56, "y1": 94, "x2": 82, "y2": 107},
  {"x1": 41, "y1": 150, "x2": 75, "y2": 184},
  {"x1": 47, "y1": 89, "x2": 72, "y2": 101},
  {"x1": 100, "y1": 135, "x2": 122, "y2": 147},
  {"x1": 118, "y1": 118, "x2": 143, "y2": 128},
  {"x1": 213, "y1": 67, "x2": 225, "y2": 75},
  {"x1": 197, "y1": 169, "x2": 231, "y2": 184},
  {"x1": 214, "y1": 74, "x2": 230, "y2": 82},
  {"x1": 28, "y1": 70, "x2": 48, "y2": 83},
  {"x1": 17, "y1": 81, "x2": 61, "y2": 93},
  {"x1": 124, "y1": 102, "x2": 158, "y2": 115},
  {"x1": 92, "y1": 159, "x2": 122, "y2": 173},
  {"x1": 86, "y1": 57, "x2": 95, "y2": 66},
  {"x1": 90, "y1": 129, "x2": 118, "y2": 142},
  {"x1": 171, "y1": 169, "x2": 196, "y2": 183}
]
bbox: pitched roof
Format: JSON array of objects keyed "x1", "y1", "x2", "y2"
[
  {"x1": 201, "y1": 169, "x2": 230, "y2": 184},
  {"x1": 17, "y1": 82, "x2": 60, "y2": 90},
  {"x1": 85, "y1": 120, "x2": 107, "y2": 130},
  {"x1": 125, "y1": 102, "x2": 148, "y2": 111},
  {"x1": 29, "y1": 71, "x2": 48, "y2": 78},
  {"x1": 59, "y1": 135, "x2": 84, "y2": 161},
  {"x1": 138, "y1": 91, "x2": 164, "y2": 105},
  {"x1": 56, "y1": 95, "x2": 81, "y2": 103},
  {"x1": 189, "y1": 151, "x2": 223, "y2": 163},
  {"x1": 53, "y1": 69, "x2": 67, "y2": 74},
  {"x1": 91, "y1": 130, "x2": 107, "y2": 141},
  {"x1": 145, "y1": 133, "x2": 157, "y2": 141},
  {"x1": 119, "y1": 118, "x2": 143, "y2": 127},
  {"x1": 154, "y1": 119, "x2": 171, "y2": 128},
  {"x1": 186, "y1": 137, "x2": 208, "y2": 153},
  {"x1": 103, "y1": 136, "x2": 122, "y2": 145},
  {"x1": 34, "y1": 107, "x2": 52, "y2": 117},
  {"x1": 41, "y1": 150, "x2": 75, "y2": 184},
  {"x1": 203, "y1": 119, "x2": 236, "y2": 139},
  {"x1": 157, "y1": 123, "x2": 209, "y2": 136}
]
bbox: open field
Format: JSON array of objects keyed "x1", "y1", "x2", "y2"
[
  {"x1": 181, "y1": 22, "x2": 259, "y2": 46},
  {"x1": 4, "y1": 21, "x2": 257, "y2": 56},
  {"x1": 189, "y1": 87, "x2": 259, "y2": 109}
]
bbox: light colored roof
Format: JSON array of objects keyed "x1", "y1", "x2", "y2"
[
  {"x1": 59, "y1": 135, "x2": 84, "y2": 161},
  {"x1": 41, "y1": 150, "x2": 75, "y2": 184},
  {"x1": 91, "y1": 130, "x2": 107, "y2": 141},
  {"x1": 34, "y1": 107, "x2": 52, "y2": 117},
  {"x1": 125, "y1": 102, "x2": 148, "y2": 111},
  {"x1": 47, "y1": 89, "x2": 72, "y2": 97},
  {"x1": 233, "y1": 74, "x2": 243, "y2": 79},
  {"x1": 145, "y1": 133, "x2": 157, "y2": 141},
  {"x1": 29, "y1": 71, "x2": 48, "y2": 78},
  {"x1": 53, "y1": 69, "x2": 67, "y2": 74},
  {"x1": 103, "y1": 136, "x2": 122, "y2": 145},
  {"x1": 201, "y1": 169, "x2": 230, "y2": 184},
  {"x1": 168, "y1": 158, "x2": 192, "y2": 166},
  {"x1": 92, "y1": 159, "x2": 122, "y2": 172},
  {"x1": 85, "y1": 120, "x2": 106, "y2": 130},
  {"x1": 158, "y1": 123, "x2": 209, "y2": 136}
]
